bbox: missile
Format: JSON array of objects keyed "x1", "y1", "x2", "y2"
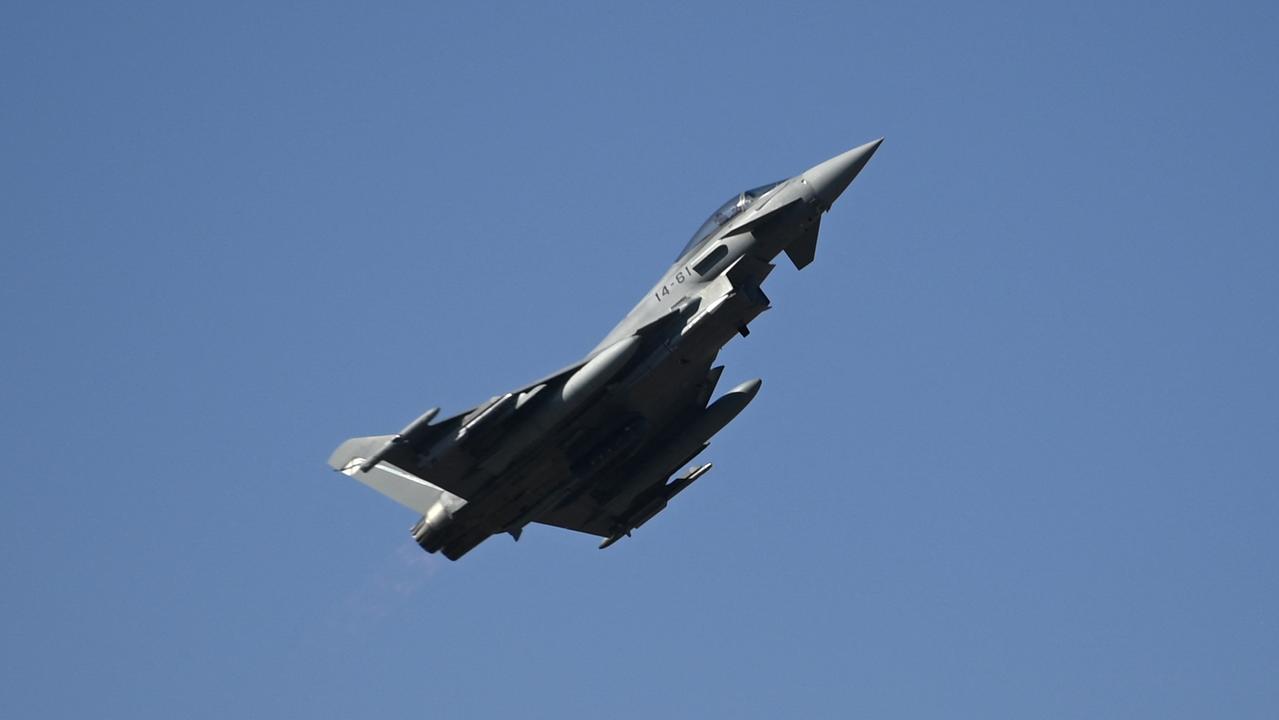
[
  {"x1": 400, "y1": 407, "x2": 442, "y2": 440},
  {"x1": 358, "y1": 407, "x2": 440, "y2": 473},
  {"x1": 597, "y1": 378, "x2": 763, "y2": 549},
  {"x1": 559, "y1": 335, "x2": 642, "y2": 408},
  {"x1": 479, "y1": 335, "x2": 641, "y2": 474},
  {"x1": 661, "y1": 461, "x2": 713, "y2": 500},
  {"x1": 598, "y1": 462, "x2": 715, "y2": 549},
  {"x1": 619, "y1": 378, "x2": 761, "y2": 489},
  {"x1": 685, "y1": 377, "x2": 761, "y2": 446},
  {"x1": 456, "y1": 392, "x2": 516, "y2": 441}
]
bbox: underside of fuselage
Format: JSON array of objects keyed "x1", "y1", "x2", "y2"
[{"x1": 427, "y1": 329, "x2": 724, "y2": 559}]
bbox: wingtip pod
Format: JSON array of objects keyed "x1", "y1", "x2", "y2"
[{"x1": 803, "y1": 137, "x2": 883, "y2": 209}]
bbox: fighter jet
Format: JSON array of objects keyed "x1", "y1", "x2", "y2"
[{"x1": 328, "y1": 139, "x2": 883, "y2": 560}]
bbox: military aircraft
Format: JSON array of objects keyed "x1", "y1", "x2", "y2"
[{"x1": 328, "y1": 138, "x2": 883, "y2": 560}]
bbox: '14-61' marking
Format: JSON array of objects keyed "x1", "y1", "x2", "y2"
[{"x1": 655, "y1": 266, "x2": 694, "y2": 301}]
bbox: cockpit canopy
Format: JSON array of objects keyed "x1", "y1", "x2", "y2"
[{"x1": 678, "y1": 180, "x2": 784, "y2": 259}]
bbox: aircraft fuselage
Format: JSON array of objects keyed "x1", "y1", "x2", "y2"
[{"x1": 328, "y1": 139, "x2": 883, "y2": 559}]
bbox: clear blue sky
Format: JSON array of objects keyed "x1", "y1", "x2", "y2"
[{"x1": 3, "y1": 2, "x2": 1277, "y2": 717}]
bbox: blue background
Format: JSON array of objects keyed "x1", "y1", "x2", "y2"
[{"x1": 3, "y1": 2, "x2": 1276, "y2": 717}]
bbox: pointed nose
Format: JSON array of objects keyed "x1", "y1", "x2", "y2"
[{"x1": 802, "y1": 138, "x2": 883, "y2": 208}]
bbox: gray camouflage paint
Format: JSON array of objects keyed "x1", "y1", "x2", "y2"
[{"x1": 328, "y1": 139, "x2": 883, "y2": 560}]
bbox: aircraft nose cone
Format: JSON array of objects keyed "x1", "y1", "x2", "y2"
[{"x1": 803, "y1": 138, "x2": 883, "y2": 208}]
